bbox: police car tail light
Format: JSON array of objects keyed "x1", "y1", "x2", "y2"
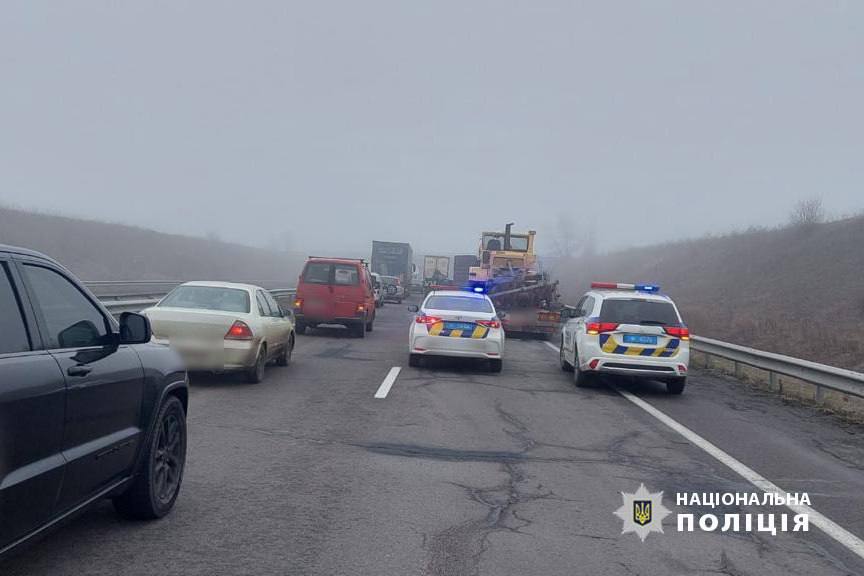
[
  {"x1": 664, "y1": 326, "x2": 690, "y2": 340},
  {"x1": 586, "y1": 321, "x2": 618, "y2": 335},
  {"x1": 477, "y1": 319, "x2": 500, "y2": 329},
  {"x1": 415, "y1": 314, "x2": 442, "y2": 325}
]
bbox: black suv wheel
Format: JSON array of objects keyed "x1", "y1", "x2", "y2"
[{"x1": 114, "y1": 396, "x2": 187, "y2": 519}]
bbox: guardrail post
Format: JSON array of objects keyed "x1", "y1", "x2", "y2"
[{"x1": 770, "y1": 371, "x2": 779, "y2": 393}]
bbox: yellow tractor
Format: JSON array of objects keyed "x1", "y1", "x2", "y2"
[{"x1": 468, "y1": 223, "x2": 560, "y2": 339}]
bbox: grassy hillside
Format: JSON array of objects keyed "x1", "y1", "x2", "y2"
[
  {"x1": 550, "y1": 216, "x2": 864, "y2": 371},
  {"x1": 0, "y1": 207, "x2": 305, "y2": 285}
]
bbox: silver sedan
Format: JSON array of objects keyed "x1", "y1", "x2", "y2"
[{"x1": 142, "y1": 281, "x2": 295, "y2": 383}]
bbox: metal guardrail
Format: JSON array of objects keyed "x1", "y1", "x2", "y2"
[
  {"x1": 692, "y1": 335, "x2": 864, "y2": 400},
  {"x1": 96, "y1": 285, "x2": 297, "y2": 315}
]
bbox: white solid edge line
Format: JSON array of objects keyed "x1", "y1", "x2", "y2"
[
  {"x1": 374, "y1": 367, "x2": 402, "y2": 399},
  {"x1": 542, "y1": 342, "x2": 864, "y2": 560},
  {"x1": 544, "y1": 341, "x2": 560, "y2": 353}
]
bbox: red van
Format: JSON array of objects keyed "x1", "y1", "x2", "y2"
[{"x1": 293, "y1": 258, "x2": 377, "y2": 337}]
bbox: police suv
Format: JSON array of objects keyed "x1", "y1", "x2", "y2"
[{"x1": 559, "y1": 282, "x2": 690, "y2": 393}]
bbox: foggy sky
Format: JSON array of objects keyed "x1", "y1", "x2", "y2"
[{"x1": 1, "y1": 1, "x2": 862, "y2": 256}]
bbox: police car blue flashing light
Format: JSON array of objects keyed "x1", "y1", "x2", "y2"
[
  {"x1": 463, "y1": 280, "x2": 489, "y2": 294},
  {"x1": 635, "y1": 284, "x2": 661, "y2": 293}
]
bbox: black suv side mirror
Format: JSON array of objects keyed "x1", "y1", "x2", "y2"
[{"x1": 119, "y1": 312, "x2": 152, "y2": 345}]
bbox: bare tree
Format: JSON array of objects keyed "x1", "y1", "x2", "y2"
[
  {"x1": 552, "y1": 213, "x2": 579, "y2": 259},
  {"x1": 788, "y1": 197, "x2": 825, "y2": 227}
]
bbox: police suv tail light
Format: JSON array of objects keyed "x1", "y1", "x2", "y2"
[
  {"x1": 415, "y1": 315, "x2": 442, "y2": 325},
  {"x1": 664, "y1": 326, "x2": 690, "y2": 340},
  {"x1": 586, "y1": 322, "x2": 618, "y2": 335}
]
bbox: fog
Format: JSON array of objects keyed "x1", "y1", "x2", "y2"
[{"x1": 1, "y1": 1, "x2": 862, "y2": 256}]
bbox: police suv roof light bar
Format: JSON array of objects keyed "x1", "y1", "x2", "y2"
[{"x1": 591, "y1": 282, "x2": 661, "y2": 293}]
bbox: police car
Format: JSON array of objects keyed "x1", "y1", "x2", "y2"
[
  {"x1": 408, "y1": 289, "x2": 505, "y2": 372},
  {"x1": 559, "y1": 283, "x2": 690, "y2": 393}
]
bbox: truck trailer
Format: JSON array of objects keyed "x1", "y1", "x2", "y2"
[{"x1": 371, "y1": 241, "x2": 414, "y2": 290}]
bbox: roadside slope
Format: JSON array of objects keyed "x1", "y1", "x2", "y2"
[
  {"x1": 551, "y1": 216, "x2": 864, "y2": 371},
  {"x1": 0, "y1": 206, "x2": 305, "y2": 283}
]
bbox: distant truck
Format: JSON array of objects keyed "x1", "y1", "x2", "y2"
[
  {"x1": 453, "y1": 254, "x2": 479, "y2": 286},
  {"x1": 423, "y1": 255, "x2": 451, "y2": 283},
  {"x1": 371, "y1": 241, "x2": 414, "y2": 289}
]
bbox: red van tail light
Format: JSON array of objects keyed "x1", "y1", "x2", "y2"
[
  {"x1": 476, "y1": 320, "x2": 501, "y2": 329},
  {"x1": 586, "y1": 322, "x2": 619, "y2": 335},
  {"x1": 293, "y1": 298, "x2": 303, "y2": 309},
  {"x1": 664, "y1": 326, "x2": 690, "y2": 340},
  {"x1": 415, "y1": 315, "x2": 443, "y2": 325},
  {"x1": 225, "y1": 320, "x2": 254, "y2": 340}
]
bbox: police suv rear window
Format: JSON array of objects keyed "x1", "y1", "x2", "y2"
[
  {"x1": 599, "y1": 299, "x2": 679, "y2": 326},
  {"x1": 425, "y1": 296, "x2": 493, "y2": 313}
]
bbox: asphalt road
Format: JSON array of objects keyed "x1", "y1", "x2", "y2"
[{"x1": 4, "y1": 300, "x2": 864, "y2": 575}]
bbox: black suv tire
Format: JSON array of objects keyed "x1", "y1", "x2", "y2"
[{"x1": 114, "y1": 396, "x2": 187, "y2": 520}]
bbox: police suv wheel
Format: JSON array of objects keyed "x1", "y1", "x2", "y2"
[{"x1": 560, "y1": 340, "x2": 574, "y2": 372}]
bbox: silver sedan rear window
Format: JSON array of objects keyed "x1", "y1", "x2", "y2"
[{"x1": 159, "y1": 286, "x2": 250, "y2": 313}]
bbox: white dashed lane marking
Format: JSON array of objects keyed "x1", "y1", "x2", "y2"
[{"x1": 374, "y1": 367, "x2": 401, "y2": 399}]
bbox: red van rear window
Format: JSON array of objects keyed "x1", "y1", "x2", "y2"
[{"x1": 302, "y1": 262, "x2": 360, "y2": 286}]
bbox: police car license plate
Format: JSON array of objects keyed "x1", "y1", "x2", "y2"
[
  {"x1": 444, "y1": 322, "x2": 476, "y2": 332},
  {"x1": 623, "y1": 334, "x2": 658, "y2": 345}
]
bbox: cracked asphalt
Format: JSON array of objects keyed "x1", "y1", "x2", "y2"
[{"x1": 4, "y1": 301, "x2": 864, "y2": 575}]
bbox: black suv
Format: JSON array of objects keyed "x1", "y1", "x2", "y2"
[{"x1": 0, "y1": 245, "x2": 188, "y2": 556}]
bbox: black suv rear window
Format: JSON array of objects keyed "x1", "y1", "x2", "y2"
[
  {"x1": 0, "y1": 264, "x2": 30, "y2": 354},
  {"x1": 599, "y1": 299, "x2": 680, "y2": 326}
]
